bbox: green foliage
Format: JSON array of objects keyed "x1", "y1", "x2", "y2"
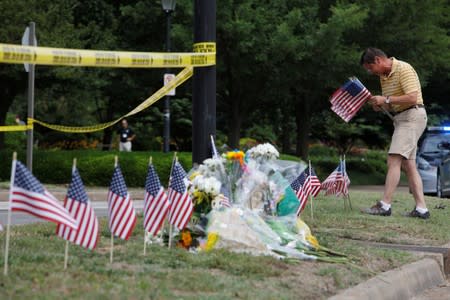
[
  {"x1": 0, "y1": 150, "x2": 192, "y2": 187},
  {"x1": 3, "y1": 113, "x2": 27, "y2": 151},
  {"x1": 0, "y1": 0, "x2": 449, "y2": 158},
  {"x1": 311, "y1": 110, "x2": 390, "y2": 155},
  {"x1": 0, "y1": 146, "x2": 388, "y2": 186},
  {"x1": 244, "y1": 124, "x2": 277, "y2": 144}
]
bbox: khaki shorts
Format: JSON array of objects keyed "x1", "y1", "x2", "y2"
[
  {"x1": 119, "y1": 141, "x2": 132, "y2": 152},
  {"x1": 389, "y1": 107, "x2": 427, "y2": 159}
]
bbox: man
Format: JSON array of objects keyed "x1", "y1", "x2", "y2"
[
  {"x1": 15, "y1": 115, "x2": 26, "y2": 126},
  {"x1": 360, "y1": 47, "x2": 429, "y2": 219},
  {"x1": 117, "y1": 119, "x2": 135, "y2": 152}
]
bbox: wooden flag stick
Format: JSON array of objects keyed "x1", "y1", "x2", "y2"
[
  {"x1": 343, "y1": 155, "x2": 353, "y2": 210},
  {"x1": 168, "y1": 152, "x2": 177, "y2": 249},
  {"x1": 143, "y1": 230, "x2": 147, "y2": 256},
  {"x1": 4, "y1": 152, "x2": 17, "y2": 276},
  {"x1": 110, "y1": 156, "x2": 118, "y2": 264},
  {"x1": 143, "y1": 156, "x2": 153, "y2": 256},
  {"x1": 64, "y1": 241, "x2": 69, "y2": 270},
  {"x1": 308, "y1": 160, "x2": 314, "y2": 221},
  {"x1": 64, "y1": 158, "x2": 77, "y2": 270}
]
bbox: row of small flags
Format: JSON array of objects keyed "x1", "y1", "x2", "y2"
[
  {"x1": 290, "y1": 159, "x2": 351, "y2": 216},
  {"x1": 0, "y1": 157, "x2": 351, "y2": 236},
  {"x1": 3, "y1": 155, "x2": 192, "y2": 250}
]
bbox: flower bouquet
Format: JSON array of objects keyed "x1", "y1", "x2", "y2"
[{"x1": 179, "y1": 143, "x2": 347, "y2": 262}]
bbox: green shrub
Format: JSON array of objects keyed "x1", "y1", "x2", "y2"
[
  {"x1": 0, "y1": 150, "x2": 192, "y2": 187},
  {"x1": 0, "y1": 146, "x2": 388, "y2": 186}
]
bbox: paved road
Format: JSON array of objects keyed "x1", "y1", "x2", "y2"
[{"x1": 0, "y1": 200, "x2": 144, "y2": 225}]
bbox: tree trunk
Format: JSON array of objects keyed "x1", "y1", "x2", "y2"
[
  {"x1": 101, "y1": 98, "x2": 114, "y2": 151},
  {"x1": 295, "y1": 97, "x2": 311, "y2": 160},
  {"x1": 280, "y1": 104, "x2": 292, "y2": 154},
  {"x1": 0, "y1": 81, "x2": 20, "y2": 150},
  {"x1": 102, "y1": 128, "x2": 113, "y2": 151}
]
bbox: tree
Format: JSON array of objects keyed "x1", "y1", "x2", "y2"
[
  {"x1": 270, "y1": 1, "x2": 369, "y2": 159},
  {"x1": 0, "y1": 0, "x2": 79, "y2": 149}
]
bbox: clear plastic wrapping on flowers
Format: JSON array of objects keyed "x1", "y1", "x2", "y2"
[
  {"x1": 206, "y1": 207, "x2": 317, "y2": 260},
  {"x1": 233, "y1": 160, "x2": 287, "y2": 214},
  {"x1": 263, "y1": 214, "x2": 316, "y2": 250},
  {"x1": 186, "y1": 143, "x2": 347, "y2": 261}
]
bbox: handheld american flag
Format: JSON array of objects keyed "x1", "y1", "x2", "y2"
[
  {"x1": 10, "y1": 161, "x2": 78, "y2": 230},
  {"x1": 330, "y1": 77, "x2": 371, "y2": 122},
  {"x1": 143, "y1": 164, "x2": 170, "y2": 236},
  {"x1": 57, "y1": 168, "x2": 99, "y2": 250},
  {"x1": 107, "y1": 165, "x2": 137, "y2": 240},
  {"x1": 168, "y1": 161, "x2": 193, "y2": 230}
]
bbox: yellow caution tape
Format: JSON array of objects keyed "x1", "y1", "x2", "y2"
[
  {"x1": 28, "y1": 66, "x2": 193, "y2": 133},
  {"x1": 29, "y1": 66, "x2": 193, "y2": 133},
  {"x1": 0, "y1": 124, "x2": 32, "y2": 132},
  {"x1": 0, "y1": 42, "x2": 216, "y2": 133},
  {"x1": 193, "y1": 42, "x2": 216, "y2": 53},
  {"x1": 0, "y1": 43, "x2": 215, "y2": 68}
]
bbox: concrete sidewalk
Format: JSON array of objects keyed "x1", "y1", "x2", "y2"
[{"x1": 330, "y1": 244, "x2": 450, "y2": 300}]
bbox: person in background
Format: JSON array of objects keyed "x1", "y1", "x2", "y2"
[
  {"x1": 15, "y1": 115, "x2": 26, "y2": 126},
  {"x1": 117, "y1": 119, "x2": 135, "y2": 152},
  {"x1": 360, "y1": 47, "x2": 429, "y2": 219}
]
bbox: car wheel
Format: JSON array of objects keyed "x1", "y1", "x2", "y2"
[{"x1": 436, "y1": 172, "x2": 443, "y2": 198}]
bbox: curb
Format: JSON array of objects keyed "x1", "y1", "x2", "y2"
[{"x1": 329, "y1": 258, "x2": 445, "y2": 300}]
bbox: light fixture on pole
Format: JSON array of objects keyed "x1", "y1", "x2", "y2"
[
  {"x1": 162, "y1": 0, "x2": 176, "y2": 12},
  {"x1": 162, "y1": 0, "x2": 176, "y2": 153}
]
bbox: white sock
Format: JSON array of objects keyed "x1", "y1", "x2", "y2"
[
  {"x1": 380, "y1": 200, "x2": 391, "y2": 210},
  {"x1": 416, "y1": 206, "x2": 428, "y2": 214}
]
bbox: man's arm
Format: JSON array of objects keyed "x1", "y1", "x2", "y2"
[{"x1": 370, "y1": 91, "x2": 418, "y2": 107}]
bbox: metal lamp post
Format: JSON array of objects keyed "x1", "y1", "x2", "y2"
[{"x1": 162, "y1": 0, "x2": 176, "y2": 152}]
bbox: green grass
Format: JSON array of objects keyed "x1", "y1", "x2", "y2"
[
  {"x1": 0, "y1": 189, "x2": 448, "y2": 299},
  {"x1": 303, "y1": 191, "x2": 450, "y2": 245}
]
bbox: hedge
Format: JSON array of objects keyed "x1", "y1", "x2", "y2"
[
  {"x1": 0, "y1": 149, "x2": 387, "y2": 186},
  {"x1": 0, "y1": 150, "x2": 192, "y2": 187}
]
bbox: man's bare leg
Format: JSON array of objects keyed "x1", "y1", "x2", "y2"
[{"x1": 382, "y1": 154, "x2": 403, "y2": 205}]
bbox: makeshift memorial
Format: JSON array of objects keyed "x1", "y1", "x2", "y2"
[{"x1": 170, "y1": 143, "x2": 347, "y2": 262}]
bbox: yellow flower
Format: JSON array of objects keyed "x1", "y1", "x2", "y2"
[
  {"x1": 204, "y1": 232, "x2": 219, "y2": 251},
  {"x1": 189, "y1": 171, "x2": 200, "y2": 181},
  {"x1": 306, "y1": 233, "x2": 320, "y2": 250}
]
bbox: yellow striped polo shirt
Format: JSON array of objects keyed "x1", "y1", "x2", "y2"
[{"x1": 380, "y1": 57, "x2": 423, "y2": 112}]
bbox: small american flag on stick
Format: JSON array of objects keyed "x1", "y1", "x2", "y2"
[
  {"x1": 143, "y1": 164, "x2": 170, "y2": 236},
  {"x1": 321, "y1": 160, "x2": 351, "y2": 197},
  {"x1": 168, "y1": 161, "x2": 193, "y2": 230},
  {"x1": 57, "y1": 167, "x2": 99, "y2": 250},
  {"x1": 107, "y1": 165, "x2": 137, "y2": 240},
  {"x1": 330, "y1": 77, "x2": 371, "y2": 122},
  {"x1": 10, "y1": 161, "x2": 78, "y2": 230}
]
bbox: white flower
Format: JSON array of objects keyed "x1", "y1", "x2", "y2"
[
  {"x1": 197, "y1": 157, "x2": 225, "y2": 176},
  {"x1": 247, "y1": 143, "x2": 279, "y2": 161},
  {"x1": 191, "y1": 175, "x2": 221, "y2": 196}
]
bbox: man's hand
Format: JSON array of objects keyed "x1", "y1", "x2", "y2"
[
  {"x1": 369, "y1": 95, "x2": 386, "y2": 106},
  {"x1": 369, "y1": 95, "x2": 387, "y2": 111}
]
